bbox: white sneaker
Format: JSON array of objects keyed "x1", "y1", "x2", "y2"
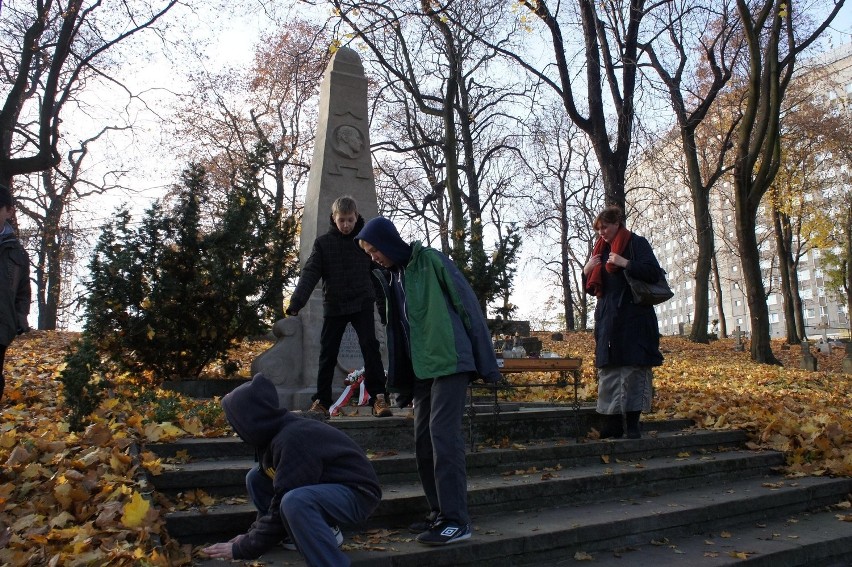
[{"x1": 332, "y1": 525, "x2": 344, "y2": 547}]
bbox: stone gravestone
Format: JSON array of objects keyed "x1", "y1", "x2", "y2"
[
  {"x1": 733, "y1": 326, "x2": 745, "y2": 352},
  {"x1": 843, "y1": 342, "x2": 852, "y2": 374},
  {"x1": 800, "y1": 340, "x2": 817, "y2": 371},
  {"x1": 338, "y1": 324, "x2": 370, "y2": 372},
  {"x1": 815, "y1": 323, "x2": 832, "y2": 355},
  {"x1": 251, "y1": 46, "x2": 386, "y2": 411}
]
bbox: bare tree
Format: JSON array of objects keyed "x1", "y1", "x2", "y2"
[
  {"x1": 730, "y1": 0, "x2": 843, "y2": 364},
  {"x1": 483, "y1": 0, "x2": 655, "y2": 211},
  {"x1": 15, "y1": 127, "x2": 132, "y2": 329},
  {"x1": 324, "y1": 0, "x2": 531, "y2": 310},
  {"x1": 523, "y1": 104, "x2": 603, "y2": 331},
  {"x1": 0, "y1": 0, "x2": 180, "y2": 188},
  {"x1": 172, "y1": 20, "x2": 330, "y2": 318},
  {"x1": 638, "y1": 0, "x2": 741, "y2": 343}
]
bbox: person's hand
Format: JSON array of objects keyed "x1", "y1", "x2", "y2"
[
  {"x1": 584, "y1": 254, "x2": 601, "y2": 276},
  {"x1": 607, "y1": 253, "x2": 629, "y2": 269},
  {"x1": 201, "y1": 541, "x2": 234, "y2": 559}
]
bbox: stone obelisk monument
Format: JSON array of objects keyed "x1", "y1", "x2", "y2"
[{"x1": 251, "y1": 46, "x2": 384, "y2": 410}]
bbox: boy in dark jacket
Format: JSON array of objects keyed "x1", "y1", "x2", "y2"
[
  {"x1": 355, "y1": 217, "x2": 501, "y2": 546},
  {"x1": 201, "y1": 373, "x2": 382, "y2": 566},
  {"x1": 0, "y1": 185, "x2": 30, "y2": 402},
  {"x1": 286, "y1": 196, "x2": 391, "y2": 418}
]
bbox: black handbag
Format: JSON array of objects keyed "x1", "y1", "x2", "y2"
[{"x1": 624, "y1": 241, "x2": 674, "y2": 306}]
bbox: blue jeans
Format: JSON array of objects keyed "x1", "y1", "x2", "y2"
[
  {"x1": 246, "y1": 466, "x2": 379, "y2": 567},
  {"x1": 412, "y1": 371, "x2": 471, "y2": 526}
]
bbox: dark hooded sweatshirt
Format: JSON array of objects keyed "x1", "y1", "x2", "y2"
[{"x1": 222, "y1": 374, "x2": 381, "y2": 560}]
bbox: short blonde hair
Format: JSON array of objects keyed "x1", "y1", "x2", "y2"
[{"x1": 332, "y1": 195, "x2": 357, "y2": 216}]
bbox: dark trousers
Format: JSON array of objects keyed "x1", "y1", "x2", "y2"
[
  {"x1": 412, "y1": 371, "x2": 472, "y2": 526},
  {"x1": 313, "y1": 306, "x2": 385, "y2": 409}
]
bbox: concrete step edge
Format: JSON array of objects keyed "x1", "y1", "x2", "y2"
[
  {"x1": 186, "y1": 476, "x2": 852, "y2": 566},
  {"x1": 164, "y1": 449, "x2": 787, "y2": 538}
]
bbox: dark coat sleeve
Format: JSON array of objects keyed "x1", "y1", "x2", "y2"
[{"x1": 289, "y1": 239, "x2": 324, "y2": 312}]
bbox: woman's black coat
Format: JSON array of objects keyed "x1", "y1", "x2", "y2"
[{"x1": 586, "y1": 234, "x2": 665, "y2": 369}]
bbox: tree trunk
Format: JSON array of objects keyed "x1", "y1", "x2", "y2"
[
  {"x1": 687, "y1": 157, "x2": 713, "y2": 344},
  {"x1": 711, "y1": 253, "x2": 727, "y2": 338},
  {"x1": 772, "y1": 206, "x2": 799, "y2": 343},
  {"x1": 734, "y1": 190, "x2": 780, "y2": 364}
]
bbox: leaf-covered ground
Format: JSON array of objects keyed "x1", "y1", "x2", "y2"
[{"x1": 0, "y1": 330, "x2": 849, "y2": 565}]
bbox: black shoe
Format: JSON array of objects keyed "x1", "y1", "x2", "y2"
[
  {"x1": 415, "y1": 521, "x2": 471, "y2": 545},
  {"x1": 626, "y1": 411, "x2": 641, "y2": 439},
  {"x1": 408, "y1": 511, "x2": 439, "y2": 534},
  {"x1": 599, "y1": 414, "x2": 623, "y2": 439}
]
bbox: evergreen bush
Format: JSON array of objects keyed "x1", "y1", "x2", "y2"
[
  {"x1": 59, "y1": 334, "x2": 105, "y2": 431},
  {"x1": 81, "y1": 146, "x2": 298, "y2": 383}
]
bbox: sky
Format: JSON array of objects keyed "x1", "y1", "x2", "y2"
[{"x1": 30, "y1": 0, "x2": 852, "y2": 331}]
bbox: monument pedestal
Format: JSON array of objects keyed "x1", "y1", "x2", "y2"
[{"x1": 251, "y1": 46, "x2": 387, "y2": 411}]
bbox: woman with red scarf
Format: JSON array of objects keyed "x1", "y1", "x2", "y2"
[{"x1": 583, "y1": 205, "x2": 664, "y2": 439}]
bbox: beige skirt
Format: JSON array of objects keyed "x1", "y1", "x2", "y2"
[{"x1": 596, "y1": 366, "x2": 654, "y2": 415}]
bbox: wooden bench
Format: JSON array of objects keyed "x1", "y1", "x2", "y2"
[{"x1": 467, "y1": 357, "x2": 583, "y2": 451}]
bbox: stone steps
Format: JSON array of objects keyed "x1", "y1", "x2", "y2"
[{"x1": 144, "y1": 407, "x2": 852, "y2": 566}]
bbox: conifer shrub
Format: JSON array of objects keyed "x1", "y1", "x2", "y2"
[
  {"x1": 80, "y1": 147, "x2": 297, "y2": 384},
  {"x1": 60, "y1": 334, "x2": 106, "y2": 431}
]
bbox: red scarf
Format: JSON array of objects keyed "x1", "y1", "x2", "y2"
[{"x1": 585, "y1": 226, "x2": 632, "y2": 298}]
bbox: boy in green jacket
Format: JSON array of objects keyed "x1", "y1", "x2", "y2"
[{"x1": 355, "y1": 217, "x2": 500, "y2": 546}]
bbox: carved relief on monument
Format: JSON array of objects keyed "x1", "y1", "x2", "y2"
[{"x1": 333, "y1": 125, "x2": 365, "y2": 159}]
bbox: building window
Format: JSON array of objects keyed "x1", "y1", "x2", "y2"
[
  {"x1": 770, "y1": 313, "x2": 779, "y2": 323},
  {"x1": 798, "y1": 270, "x2": 810, "y2": 281},
  {"x1": 802, "y1": 288, "x2": 813, "y2": 300}
]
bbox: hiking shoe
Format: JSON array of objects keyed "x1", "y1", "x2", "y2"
[
  {"x1": 408, "y1": 511, "x2": 439, "y2": 534},
  {"x1": 372, "y1": 394, "x2": 393, "y2": 417},
  {"x1": 307, "y1": 400, "x2": 330, "y2": 419},
  {"x1": 282, "y1": 525, "x2": 342, "y2": 551},
  {"x1": 415, "y1": 521, "x2": 471, "y2": 545}
]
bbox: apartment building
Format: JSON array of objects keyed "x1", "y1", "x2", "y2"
[{"x1": 630, "y1": 43, "x2": 852, "y2": 339}]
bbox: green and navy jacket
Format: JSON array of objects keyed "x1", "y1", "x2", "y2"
[{"x1": 356, "y1": 218, "x2": 500, "y2": 397}]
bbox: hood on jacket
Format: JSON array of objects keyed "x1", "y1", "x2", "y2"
[
  {"x1": 355, "y1": 217, "x2": 412, "y2": 267},
  {"x1": 327, "y1": 213, "x2": 366, "y2": 238},
  {"x1": 221, "y1": 373, "x2": 289, "y2": 448}
]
